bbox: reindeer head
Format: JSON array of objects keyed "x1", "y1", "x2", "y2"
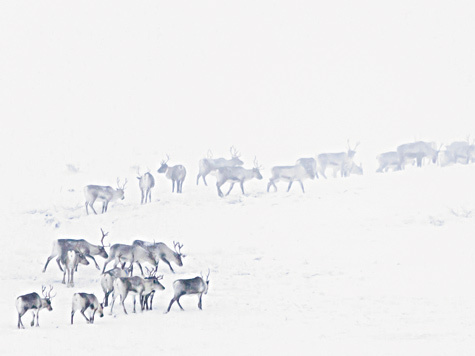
[
  {"x1": 157, "y1": 155, "x2": 170, "y2": 173},
  {"x1": 347, "y1": 140, "x2": 360, "y2": 159},
  {"x1": 252, "y1": 157, "x2": 263, "y2": 180},
  {"x1": 98, "y1": 228, "x2": 110, "y2": 258},
  {"x1": 173, "y1": 241, "x2": 185, "y2": 266},
  {"x1": 201, "y1": 269, "x2": 211, "y2": 294},
  {"x1": 230, "y1": 146, "x2": 244, "y2": 166},
  {"x1": 41, "y1": 285, "x2": 56, "y2": 311},
  {"x1": 116, "y1": 178, "x2": 127, "y2": 200},
  {"x1": 145, "y1": 267, "x2": 165, "y2": 290}
]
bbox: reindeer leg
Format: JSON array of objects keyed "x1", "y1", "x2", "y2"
[
  {"x1": 136, "y1": 262, "x2": 145, "y2": 276},
  {"x1": 18, "y1": 313, "x2": 25, "y2": 329},
  {"x1": 121, "y1": 294, "x2": 128, "y2": 315},
  {"x1": 71, "y1": 310, "x2": 75, "y2": 324},
  {"x1": 203, "y1": 174, "x2": 208, "y2": 186},
  {"x1": 62, "y1": 268, "x2": 66, "y2": 284},
  {"x1": 196, "y1": 174, "x2": 201, "y2": 185},
  {"x1": 176, "y1": 296, "x2": 185, "y2": 311},
  {"x1": 104, "y1": 291, "x2": 110, "y2": 307},
  {"x1": 149, "y1": 292, "x2": 155, "y2": 310},
  {"x1": 80, "y1": 308, "x2": 90, "y2": 323},
  {"x1": 87, "y1": 255, "x2": 100, "y2": 270},
  {"x1": 240, "y1": 182, "x2": 245, "y2": 195},
  {"x1": 43, "y1": 255, "x2": 55, "y2": 273},
  {"x1": 198, "y1": 294, "x2": 203, "y2": 310},
  {"x1": 172, "y1": 180, "x2": 175, "y2": 193},
  {"x1": 163, "y1": 258, "x2": 175, "y2": 273},
  {"x1": 165, "y1": 298, "x2": 176, "y2": 313},
  {"x1": 299, "y1": 180, "x2": 305, "y2": 193},
  {"x1": 225, "y1": 183, "x2": 235, "y2": 196},
  {"x1": 287, "y1": 181, "x2": 293, "y2": 192},
  {"x1": 85, "y1": 202, "x2": 89, "y2": 215},
  {"x1": 89, "y1": 199, "x2": 98, "y2": 215},
  {"x1": 90, "y1": 309, "x2": 96, "y2": 324},
  {"x1": 216, "y1": 183, "x2": 224, "y2": 198},
  {"x1": 56, "y1": 257, "x2": 64, "y2": 272}
]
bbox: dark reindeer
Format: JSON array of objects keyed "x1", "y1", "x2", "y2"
[
  {"x1": 16, "y1": 286, "x2": 55, "y2": 329},
  {"x1": 71, "y1": 293, "x2": 104, "y2": 324},
  {"x1": 165, "y1": 270, "x2": 210, "y2": 313}
]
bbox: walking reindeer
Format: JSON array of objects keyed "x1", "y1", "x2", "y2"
[
  {"x1": 84, "y1": 178, "x2": 127, "y2": 214},
  {"x1": 197, "y1": 146, "x2": 244, "y2": 186},
  {"x1": 16, "y1": 286, "x2": 55, "y2": 329},
  {"x1": 133, "y1": 240, "x2": 185, "y2": 273},
  {"x1": 216, "y1": 157, "x2": 263, "y2": 197},
  {"x1": 166, "y1": 270, "x2": 210, "y2": 313},
  {"x1": 157, "y1": 155, "x2": 187, "y2": 193},
  {"x1": 137, "y1": 169, "x2": 155, "y2": 204}
]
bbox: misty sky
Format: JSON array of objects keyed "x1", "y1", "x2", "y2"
[{"x1": 1, "y1": 1, "x2": 475, "y2": 175}]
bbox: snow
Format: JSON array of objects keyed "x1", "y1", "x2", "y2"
[{"x1": 2, "y1": 1, "x2": 475, "y2": 355}]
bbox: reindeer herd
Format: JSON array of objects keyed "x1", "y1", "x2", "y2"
[
  {"x1": 16, "y1": 228, "x2": 210, "y2": 329},
  {"x1": 16, "y1": 138, "x2": 475, "y2": 328}
]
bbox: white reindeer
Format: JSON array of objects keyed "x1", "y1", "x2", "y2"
[
  {"x1": 137, "y1": 170, "x2": 155, "y2": 204},
  {"x1": 71, "y1": 293, "x2": 104, "y2": 324},
  {"x1": 216, "y1": 157, "x2": 263, "y2": 197},
  {"x1": 197, "y1": 146, "x2": 244, "y2": 186},
  {"x1": 84, "y1": 178, "x2": 127, "y2": 214},
  {"x1": 157, "y1": 155, "x2": 187, "y2": 193},
  {"x1": 317, "y1": 141, "x2": 360, "y2": 179}
]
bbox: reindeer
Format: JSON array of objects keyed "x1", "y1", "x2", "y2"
[
  {"x1": 137, "y1": 170, "x2": 155, "y2": 204},
  {"x1": 197, "y1": 146, "x2": 244, "y2": 186},
  {"x1": 329, "y1": 161, "x2": 363, "y2": 177},
  {"x1": 110, "y1": 276, "x2": 163, "y2": 314},
  {"x1": 317, "y1": 141, "x2": 360, "y2": 178},
  {"x1": 102, "y1": 243, "x2": 156, "y2": 276},
  {"x1": 397, "y1": 141, "x2": 441, "y2": 169},
  {"x1": 100, "y1": 267, "x2": 129, "y2": 307},
  {"x1": 43, "y1": 228, "x2": 109, "y2": 272},
  {"x1": 376, "y1": 151, "x2": 401, "y2": 172},
  {"x1": 133, "y1": 240, "x2": 185, "y2": 273},
  {"x1": 296, "y1": 157, "x2": 318, "y2": 179},
  {"x1": 267, "y1": 164, "x2": 312, "y2": 193},
  {"x1": 157, "y1": 155, "x2": 187, "y2": 193},
  {"x1": 84, "y1": 178, "x2": 127, "y2": 214},
  {"x1": 71, "y1": 293, "x2": 104, "y2": 324},
  {"x1": 165, "y1": 270, "x2": 210, "y2": 313},
  {"x1": 16, "y1": 286, "x2": 55, "y2": 329},
  {"x1": 444, "y1": 138, "x2": 475, "y2": 165},
  {"x1": 142, "y1": 267, "x2": 165, "y2": 310},
  {"x1": 61, "y1": 250, "x2": 90, "y2": 287},
  {"x1": 216, "y1": 157, "x2": 263, "y2": 197}
]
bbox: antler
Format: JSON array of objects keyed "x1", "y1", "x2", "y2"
[
  {"x1": 100, "y1": 228, "x2": 109, "y2": 247},
  {"x1": 201, "y1": 268, "x2": 210, "y2": 281},
  {"x1": 253, "y1": 156, "x2": 263, "y2": 170},
  {"x1": 145, "y1": 266, "x2": 156, "y2": 278},
  {"x1": 230, "y1": 146, "x2": 240, "y2": 158},
  {"x1": 42, "y1": 285, "x2": 56, "y2": 299},
  {"x1": 173, "y1": 241, "x2": 184, "y2": 255},
  {"x1": 161, "y1": 154, "x2": 170, "y2": 165},
  {"x1": 118, "y1": 178, "x2": 128, "y2": 190},
  {"x1": 136, "y1": 167, "x2": 142, "y2": 178},
  {"x1": 207, "y1": 149, "x2": 213, "y2": 159}
]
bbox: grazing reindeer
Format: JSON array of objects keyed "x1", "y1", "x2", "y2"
[
  {"x1": 133, "y1": 240, "x2": 185, "y2": 273},
  {"x1": 71, "y1": 293, "x2": 104, "y2": 324},
  {"x1": 61, "y1": 250, "x2": 90, "y2": 287},
  {"x1": 296, "y1": 157, "x2": 318, "y2": 179},
  {"x1": 137, "y1": 170, "x2": 155, "y2": 204},
  {"x1": 100, "y1": 267, "x2": 129, "y2": 307},
  {"x1": 317, "y1": 141, "x2": 360, "y2": 178},
  {"x1": 110, "y1": 276, "x2": 156, "y2": 314},
  {"x1": 197, "y1": 146, "x2": 244, "y2": 186},
  {"x1": 43, "y1": 229, "x2": 109, "y2": 272},
  {"x1": 397, "y1": 141, "x2": 442, "y2": 169},
  {"x1": 216, "y1": 157, "x2": 263, "y2": 197},
  {"x1": 142, "y1": 268, "x2": 165, "y2": 310},
  {"x1": 84, "y1": 178, "x2": 127, "y2": 214},
  {"x1": 102, "y1": 243, "x2": 156, "y2": 276},
  {"x1": 267, "y1": 164, "x2": 312, "y2": 193},
  {"x1": 157, "y1": 155, "x2": 187, "y2": 193},
  {"x1": 165, "y1": 270, "x2": 210, "y2": 313},
  {"x1": 16, "y1": 286, "x2": 55, "y2": 329}
]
